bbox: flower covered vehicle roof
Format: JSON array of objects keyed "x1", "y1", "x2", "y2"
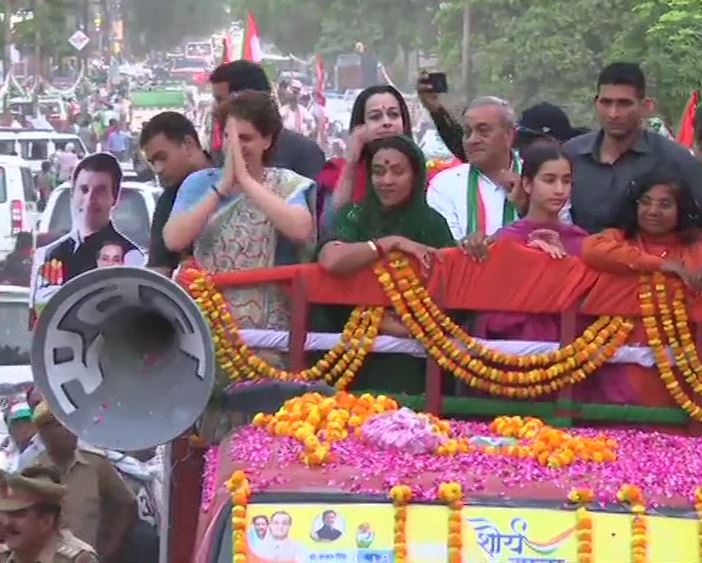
[{"x1": 164, "y1": 243, "x2": 702, "y2": 563}]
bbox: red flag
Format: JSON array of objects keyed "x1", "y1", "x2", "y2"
[
  {"x1": 242, "y1": 12, "x2": 263, "y2": 63},
  {"x1": 314, "y1": 54, "x2": 326, "y2": 107},
  {"x1": 221, "y1": 33, "x2": 233, "y2": 64},
  {"x1": 677, "y1": 90, "x2": 699, "y2": 148}
]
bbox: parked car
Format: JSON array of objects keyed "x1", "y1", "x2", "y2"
[
  {"x1": 0, "y1": 285, "x2": 32, "y2": 387},
  {"x1": 0, "y1": 129, "x2": 87, "y2": 174},
  {"x1": 0, "y1": 155, "x2": 38, "y2": 260},
  {"x1": 36, "y1": 181, "x2": 162, "y2": 253}
]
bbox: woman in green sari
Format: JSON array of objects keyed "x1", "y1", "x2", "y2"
[{"x1": 318, "y1": 135, "x2": 455, "y2": 393}]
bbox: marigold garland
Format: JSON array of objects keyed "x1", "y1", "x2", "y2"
[
  {"x1": 568, "y1": 488, "x2": 594, "y2": 563},
  {"x1": 490, "y1": 416, "x2": 617, "y2": 467},
  {"x1": 639, "y1": 274, "x2": 702, "y2": 421},
  {"x1": 226, "y1": 470, "x2": 250, "y2": 563},
  {"x1": 180, "y1": 254, "x2": 637, "y2": 398},
  {"x1": 617, "y1": 484, "x2": 648, "y2": 563},
  {"x1": 375, "y1": 257, "x2": 633, "y2": 397},
  {"x1": 252, "y1": 391, "x2": 399, "y2": 466},
  {"x1": 178, "y1": 266, "x2": 382, "y2": 386},
  {"x1": 438, "y1": 482, "x2": 464, "y2": 563},
  {"x1": 389, "y1": 485, "x2": 412, "y2": 562}
]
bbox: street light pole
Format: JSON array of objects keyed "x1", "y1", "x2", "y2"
[{"x1": 2, "y1": 0, "x2": 12, "y2": 78}]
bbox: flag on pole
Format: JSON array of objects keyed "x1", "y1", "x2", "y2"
[
  {"x1": 677, "y1": 90, "x2": 699, "y2": 148},
  {"x1": 314, "y1": 55, "x2": 327, "y2": 151},
  {"x1": 242, "y1": 12, "x2": 263, "y2": 63},
  {"x1": 222, "y1": 33, "x2": 233, "y2": 64},
  {"x1": 314, "y1": 54, "x2": 326, "y2": 107},
  {"x1": 211, "y1": 35, "x2": 234, "y2": 152}
]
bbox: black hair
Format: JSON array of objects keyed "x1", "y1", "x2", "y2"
[
  {"x1": 71, "y1": 153, "x2": 123, "y2": 202},
  {"x1": 139, "y1": 111, "x2": 201, "y2": 149},
  {"x1": 614, "y1": 166, "x2": 701, "y2": 241},
  {"x1": 349, "y1": 85, "x2": 412, "y2": 136},
  {"x1": 252, "y1": 514, "x2": 269, "y2": 524},
  {"x1": 209, "y1": 61, "x2": 271, "y2": 94},
  {"x1": 365, "y1": 135, "x2": 422, "y2": 181},
  {"x1": 13, "y1": 232, "x2": 33, "y2": 252},
  {"x1": 40, "y1": 160, "x2": 52, "y2": 173},
  {"x1": 521, "y1": 143, "x2": 572, "y2": 182},
  {"x1": 322, "y1": 509, "x2": 336, "y2": 519},
  {"x1": 597, "y1": 62, "x2": 646, "y2": 99},
  {"x1": 216, "y1": 90, "x2": 282, "y2": 164}
]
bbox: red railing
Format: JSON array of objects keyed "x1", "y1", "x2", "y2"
[
  {"x1": 169, "y1": 241, "x2": 702, "y2": 562},
  {"x1": 206, "y1": 241, "x2": 702, "y2": 430}
]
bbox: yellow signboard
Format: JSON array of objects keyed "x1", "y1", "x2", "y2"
[{"x1": 243, "y1": 502, "x2": 696, "y2": 562}]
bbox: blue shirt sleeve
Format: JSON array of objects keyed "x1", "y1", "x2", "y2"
[
  {"x1": 285, "y1": 181, "x2": 316, "y2": 209},
  {"x1": 170, "y1": 168, "x2": 223, "y2": 217}
]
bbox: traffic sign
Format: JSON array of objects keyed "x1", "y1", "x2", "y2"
[{"x1": 68, "y1": 30, "x2": 90, "y2": 51}]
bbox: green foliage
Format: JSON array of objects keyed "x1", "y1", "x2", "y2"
[
  {"x1": 436, "y1": 0, "x2": 702, "y2": 124},
  {"x1": 123, "y1": 0, "x2": 229, "y2": 53}
]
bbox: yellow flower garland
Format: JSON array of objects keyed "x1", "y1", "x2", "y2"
[
  {"x1": 375, "y1": 257, "x2": 633, "y2": 397},
  {"x1": 389, "y1": 485, "x2": 412, "y2": 562},
  {"x1": 226, "y1": 470, "x2": 250, "y2": 563},
  {"x1": 438, "y1": 481, "x2": 464, "y2": 563},
  {"x1": 180, "y1": 254, "x2": 638, "y2": 398},
  {"x1": 568, "y1": 488, "x2": 594, "y2": 563},
  {"x1": 639, "y1": 274, "x2": 702, "y2": 421},
  {"x1": 617, "y1": 484, "x2": 648, "y2": 563},
  {"x1": 180, "y1": 266, "x2": 382, "y2": 386}
]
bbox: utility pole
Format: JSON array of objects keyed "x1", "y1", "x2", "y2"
[
  {"x1": 34, "y1": 0, "x2": 43, "y2": 81},
  {"x1": 3, "y1": 0, "x2": 13, "y2": 77},
  {"x1": 460, "y1": 0, "x2": 472, "y2": 100}
]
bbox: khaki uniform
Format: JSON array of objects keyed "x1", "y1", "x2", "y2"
[
  {"x1": 34, "y1": 449, "x2": 135, "y2": 549},
  {"x1": 0, "y1": 465, "x2": 98, "y2": 562},
  {"x1": 0, "y1": 529, "x2": 98, "y2": 562}
]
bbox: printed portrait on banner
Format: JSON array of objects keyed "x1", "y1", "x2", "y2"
[{"x1": 29, "y1": 152, "x2": 145, "y2": 324}]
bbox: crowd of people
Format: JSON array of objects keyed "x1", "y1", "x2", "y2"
[{"x1": 2, "y1": 55, "x2": 702, "y2": 560}]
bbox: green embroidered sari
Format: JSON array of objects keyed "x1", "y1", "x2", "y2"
[{"x1": 314, "y1": 136, "x2": 455, "y2": 395}]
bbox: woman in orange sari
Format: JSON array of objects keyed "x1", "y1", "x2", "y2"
[
  {"x1": 582, "y1": 168, "x2": 702, "y2": 284},
  {"x1": 581, "y1": 167, "x2": 702, "y2": 407}
]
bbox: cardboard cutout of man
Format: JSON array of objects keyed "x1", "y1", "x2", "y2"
[{"x1": 30, "y1": 152, "x2": 145, "y2": 320}]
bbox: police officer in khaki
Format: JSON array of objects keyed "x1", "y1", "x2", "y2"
[{"x1": 0, "y1": 466, "x2": 97, "y2": 562}]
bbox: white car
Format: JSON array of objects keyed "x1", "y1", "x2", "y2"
[
  {"x1": 0, "y1": 155, "x2": 39, "y2": 260},
  {"x1": 36, "y1": 181, "x2": 163, "y2": 254},
  {"x1": 0, "y1": 285, "x2": 32, "y2": 390},
  {"x1": 0, "y1": 129, "x2": 88, "y2": 173}
]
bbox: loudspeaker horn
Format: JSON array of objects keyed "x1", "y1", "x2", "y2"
[{"x1": 31, "y1": 266, "x2": 215, "y2": 451}]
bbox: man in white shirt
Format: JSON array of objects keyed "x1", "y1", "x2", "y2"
[
  {"x1": 280, "y1": 80, "x2": 316, "y2": 138},
  {"x1": 427, "y1": 96, "x2": 520, "y2": 240}
]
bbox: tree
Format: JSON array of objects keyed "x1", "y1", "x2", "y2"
[
  {"x1": 122, "y1": 0, "x2": 229, "y2": 54},
  {"x1": 613, "y1": 0, "x2": 702, "y2": 118}
]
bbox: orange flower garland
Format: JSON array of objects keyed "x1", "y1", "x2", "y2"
[
  {"x1": 617, "y1": 484, "x2": 648, "y2": 563},
  {"x1": 389, "y1": 485, "x2": 412, "y2": 562},
  {"x1": 389, "y1": 256, "x2": 623, "y2": 369},
  {"x1": 180, "y1": 255, "x2": 638, "y2": 397},
  {"x1": 639, "y1": 274, "x2": 702, "y2": 421},
  {"x1": 490, "y1": 416, "x2": 617, "y2": 467},
  {"x1": 375, "y1": 257, "x2": 633, "y2": 398},
  {"x1": 226, "y1": 470, "x2": 251, "y2": 563},
  {"x1": 694, "y1": 487, "x2": 702, "y2": 562},
  {"x1": 568, "y1": 488, "x2": 594, "y2": 563},
  {"x1": 179, "y1": 265, "x2": 383, "y2": 386},
  {"x1": 252, "y1": 391, "x2": 399, "y2": 466},
  {"x1": 438, "y1": 481, "x2": 464, "y2": 563}
]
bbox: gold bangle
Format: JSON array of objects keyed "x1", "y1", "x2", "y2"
[{"x1": 367, "y1": 240, "x2": 379, "y2": 255}]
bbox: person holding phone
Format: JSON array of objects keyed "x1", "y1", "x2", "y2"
[{"x1": 316, "y1": 84, "x2": 413, "y2": 234}]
